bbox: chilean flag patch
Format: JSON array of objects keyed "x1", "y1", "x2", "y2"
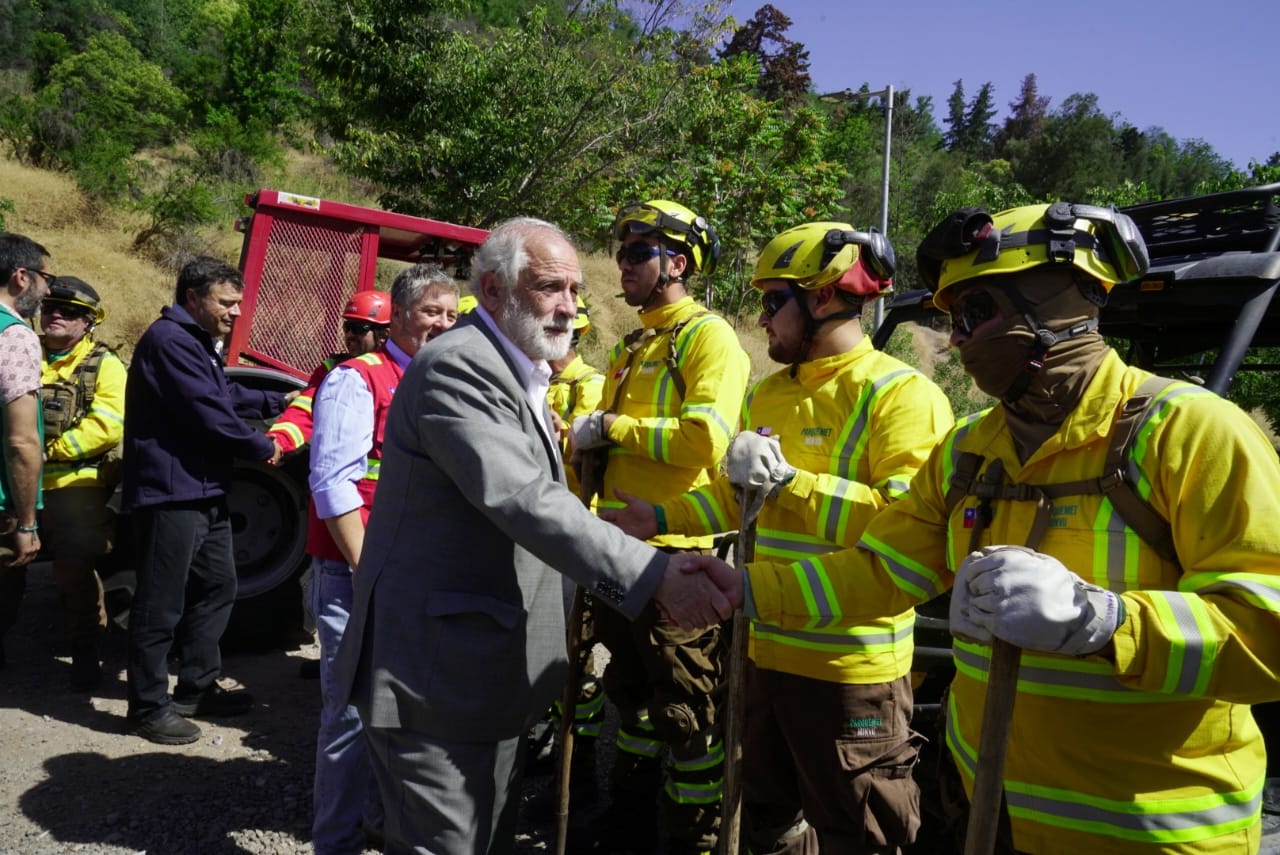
[{"x1": 963, "y1": 507, "x2": 977, "y2": 529}]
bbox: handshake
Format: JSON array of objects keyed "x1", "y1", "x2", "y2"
[{"x1": 653, "y1": 551, "x2": 744, "y2": 631}]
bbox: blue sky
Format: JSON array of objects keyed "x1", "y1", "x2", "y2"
[{"x1": 721, "y1": 0, "x2": 1279, "y2": 171}]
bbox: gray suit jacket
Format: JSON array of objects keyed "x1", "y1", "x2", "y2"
[{"x1": 334, "y1": 313, "x2": 666, "y2": 742}]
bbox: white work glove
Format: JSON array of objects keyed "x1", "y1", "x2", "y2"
[
  {"x1": 570, "y1": 411, "x2": 611, "y2": 452},
  {"x1": 726, "y1": 431, "x2": 797, "y2": 497},
  {"x1": 950, "y1": 546, "x2": 1123, "y2": 657}
]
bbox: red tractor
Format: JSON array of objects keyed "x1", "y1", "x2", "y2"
[{"x1": 107, "y1": 189, "x2": 488, "y2": 649}]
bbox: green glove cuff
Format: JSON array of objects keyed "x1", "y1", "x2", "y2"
[{"x1": 654, "y1": 504, "x2": 668, "y2": 535}]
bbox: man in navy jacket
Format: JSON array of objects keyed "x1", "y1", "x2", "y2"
[{"x1": 123, "y1": 256, "x2": 286, "y2": 745}]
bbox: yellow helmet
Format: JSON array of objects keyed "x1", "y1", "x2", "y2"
[
  {"x1": 752, "y1": 222, "x2": 895, "y2": 296},
  {"x1": 917, "y1": 202, "x2": 1149, "y2": 309},
  {"x1": 612, "y1": 200, "x2": 720, "y2": 276},
  {"x1": 43, "y1": 277, "x2": 106, "y2": 324},
  {"x1": 572, "y1": 295, "x2": 590, "y2": 333},
  {"x1": 457, "y1": 294, "x2": 478, "y2": 314}
]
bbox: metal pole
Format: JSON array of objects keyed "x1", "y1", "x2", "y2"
[{"x1": 874, "y1": 84, "x2": 893, "y2": 333}]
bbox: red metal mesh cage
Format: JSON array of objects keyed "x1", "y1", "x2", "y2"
[{"x1": 244, "y1": 217, "x2": 365, "y2": 375}]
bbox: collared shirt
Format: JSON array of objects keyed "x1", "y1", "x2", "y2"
[
  {"x1": 309, "y1": 339, "x2": 413, "y2": 520},
  {"x1": 473, "y1": 303, "x2": 555, "y2": 448},
  {"x1": 0, "y1": 303, "x2": 41, "y2": 404}
]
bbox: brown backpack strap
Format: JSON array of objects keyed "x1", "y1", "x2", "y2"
[
  {"x1": 947, "y1": 376, "x2": 1178, "y2": 565},
  {"x1": 662, "y1": 311, "x2": 709, "y2": 401},
  {"x1": 945, "y1": 451, "x2": 985, "y2": 516},
  {"x1": 1096, "y1": 377, "x2": 1178, "y2": 563}
]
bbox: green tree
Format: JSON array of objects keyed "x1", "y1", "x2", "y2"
[{"x1": 6, "y1": 30, "x2": 186, "y2": 192}]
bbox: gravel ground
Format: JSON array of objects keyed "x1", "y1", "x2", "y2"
[{"x1": 0, "y1": 565, "x2": 580, "y2": 854}]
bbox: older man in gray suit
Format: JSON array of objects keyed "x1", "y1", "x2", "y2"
[{"x1": 334, "y1": 216, "x2": 738, "y2": 854}]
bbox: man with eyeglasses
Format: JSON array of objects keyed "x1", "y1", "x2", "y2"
[
  {"x1": 0, "y1": 233, "x2": 56, "y2": 668},
  {"x1": 27, "y1": 277, "x2": 125, "y2": 692},
  {"x1": 604, "y1": 221, "x2": 953, "y2": 854},
  {"x1": 307, "y1": 264, "x2": 458, "y2": 855},
  {"x1": 568, "y1": 200, "x2": 749, "y2": 855},
  {"x1": 688, "y1": 203, "x2": 1280, "y2": 854}
]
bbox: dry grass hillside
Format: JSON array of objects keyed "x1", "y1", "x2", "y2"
[
  {"x1": 0, "y1": 154, "x2": 774, "y2": 375},
  {"x1": 1, "y1": 159, "x2": 173, "y2": 359}
]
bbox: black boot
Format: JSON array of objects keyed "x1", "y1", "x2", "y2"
[
  {"x1": 69, "y1": 642, "x2": 102, "y2": 693},
  {"x1": 566, "y1": 752, "x2": 660, "y2": 854}
]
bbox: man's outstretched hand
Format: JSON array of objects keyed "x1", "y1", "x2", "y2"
[
  {"x1": 599, "y1": 488, "x2": 659, "y2": 540},
  {"x1": 654, "y1": 552, "x2": 745, "y2": 630}
]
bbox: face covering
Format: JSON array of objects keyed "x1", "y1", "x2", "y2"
[{"x1": 956, "y1": 269, "x2": 1111, "y2": 431}]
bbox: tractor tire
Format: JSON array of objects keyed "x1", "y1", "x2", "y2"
[{"x1": 220, "y1": 366, "x2": 311, "y2": 653}]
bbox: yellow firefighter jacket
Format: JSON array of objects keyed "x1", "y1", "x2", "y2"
[
  {"x1": 549, "y1": 353, "x2": 603, "y2": 500},
  {"x1": 599, "y1": 296, "x2": 749, "y2": 550},
  {"x1": 662, "y1": 338, "x2": 953, "y2": 683},
  {"x1": 745, "y1": 351, "x2": 1280, "y2": 854},
  {"x1": 41, "y1": 334, "x2": 126, "y2": 490}
]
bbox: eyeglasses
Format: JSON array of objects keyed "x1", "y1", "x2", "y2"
[
  {"x1": 343, "y1": 320, "x2": 379, "y2": 335},
  {"x1": 25, "y1": 268, "x2": 57, "y2": 288},
  {"x1": 41, "y1": 301, "x2": 90, "y2": 320},
  {"x1": 760, "y1": 289, "x2": 795, "y2": 318},
  {"x1": 949, "y1": 289, "x2": 1000, "y2": 335},
  {"x1": 615, "y1": 243, "x2": 677, "y2": 266}
]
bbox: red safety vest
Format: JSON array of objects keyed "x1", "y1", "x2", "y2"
[{"x1": 304, "y1": 350, "x2": 402, "y2": 562}]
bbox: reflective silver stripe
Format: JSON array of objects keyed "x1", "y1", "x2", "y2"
[
  {"x1": 858, "y1": 534, "x2": 945, "y2": 600},
  {"x1": 882, "y1": 475, "x2": 910, "y2": 499},
  {"x1": 685, "y1": 488, "x2": 724, "y2": 531},
  {"x1": 1147, "y1": 592, "x2": 1213, "y2": 697},
  {"x1": 684, "y1": 403, "x2": 732, "y2": 442},
  {"x1": 1195, "y1": 575, "x2": 1280, "y2": 611},
  {"x1": 953, "y1": 642, "x2": 1171, "y2": 704},
  {"x1": 1006, "y1": 781, "x2": 1261, "y2": 837},
  {"x1": 834, "y1": 369, "x2": 911, "y2": 475},
  {"x1": 946, "y1": 693, "x2": 1261, "y2": 841},
  {"x1": 793, "y1": 558, "x2": 839, "y2": 627},
  {"x1": 822, "y1": 476, "x2": 853, "y2": 544},
  {"x1": 757, "y1": 531, "x2": 837, "y2": 559}
]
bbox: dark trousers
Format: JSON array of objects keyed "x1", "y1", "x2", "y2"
[
  {"x1": 126, "y1": 497, "x2": 237, "y2": 721},
  {"x1": 0, "y1": 486, "x2": 113, "y2": 649}
]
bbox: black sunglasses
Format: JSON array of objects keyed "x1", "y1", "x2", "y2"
[
  {"x1": 949, "y1": 289, "x2": 1000, "y2": 335},
  {"x1": 41, "y1": 300, "x2": 91, "y2": 320},
  {"x1": 760, "y1": 289, "x2": 794, "y2": 318},
  {"x1": 343, "y1": 320, "x2": 379, "y2": 335},
  {"x1": 615, "y1": 243, "x2": 677, "y2": 266}
]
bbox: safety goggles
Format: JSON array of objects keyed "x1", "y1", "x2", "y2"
[
  {"x1": 615, "y1": 242, "x2": 677, "y2": 266},
  {"x1": 343, "y1": 320, "x2": 379, "y2": 336},
  {"x1": 41, "y1": 300, "x2": 92, "y2": 320},
  {"x1": 948, "y1": 288, "x2": 1000, "y2": 335},
  {"x1": 760, "y1": 289, "x2": 795, "y2": 318}
]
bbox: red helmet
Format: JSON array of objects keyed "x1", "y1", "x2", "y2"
[{"x1": 342, "y1": 290, "x2": 392, "y2": 325}]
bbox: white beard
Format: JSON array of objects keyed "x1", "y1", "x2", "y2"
[{"x1": 496, "y1": 288, "x2": 571, "y2": 361}]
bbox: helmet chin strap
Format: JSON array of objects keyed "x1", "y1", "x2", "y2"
[
  {"x1": 999, "y1": 284, "x2": 1098, "y2": 403},
  {"x1": 787, "y1": 285, "x2": 861, "y2": 376},
  {"x1": 640, "y1": 249, "x2": 677, "y2": 312}
]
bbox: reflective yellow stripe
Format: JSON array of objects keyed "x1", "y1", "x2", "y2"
[
  {"x1": 753, "y1": 616, "x2": 913, "y2": 655},
  {"x1": 952, "y1": 641, "x2": 1170, "y2": 703},
  {"x1": 270, "y1": 421, "x2": 306, "y2": 449},
  {"x1": 665, "y1": 777, "x2": 723, "y2": 804},
  {"x1": 671, "y1": 740, "x2": 724, "y2": 773},
  {"x1": 756, "y1": 528, "x2": 837, "y2": 561},
  {"x1": 786, "y1": 558, "x2": 844, "y2": 630},
  {"x1": 363, "y1": 458, "x2": 380, "y2": 481},
  {"x1": 681, "y1": 487, "x2": 728, "y2": 533},
  {"x1": 1147, "y1": 592, "x2": 1217, "y2": 697},
  {"x1": 944, "y1": 694, "x2": 1259, "y2": 843},
  {"x1": 857, "y1": 533, "x2": 946, "y2": 601}
]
